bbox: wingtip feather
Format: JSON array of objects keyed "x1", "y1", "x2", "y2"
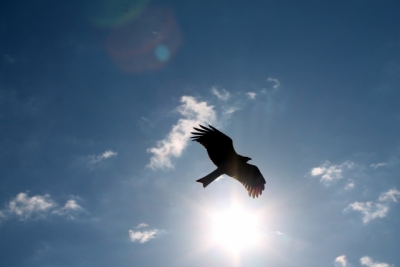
[
  {"x1": 199, "y1": 125, "x2": 211, "y2": 131},
  {"x1": 208, "y1": 124, "x2": 217, "y2": 131}
]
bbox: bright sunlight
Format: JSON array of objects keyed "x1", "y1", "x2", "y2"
[{"x1": 211, "y1": 205, "x2": 261, "y2": 252}]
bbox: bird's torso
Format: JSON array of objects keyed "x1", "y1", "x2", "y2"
[{"x1": 217, "y1": 154, "x2": 247, "y2": 178}]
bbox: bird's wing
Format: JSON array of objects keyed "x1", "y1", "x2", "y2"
[
  {"x1": 191, "y1": 125, "x2": 236, "y2": 166},
  {"x1": 233, "y1": 163, "x2": 266, "y2": 198}
]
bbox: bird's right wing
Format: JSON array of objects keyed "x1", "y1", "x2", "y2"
[
  {"x1": 191, "y1": 125, "x2": 236, "y2": 166},
  {"x1": 234, "y1": 163, "x2": 266, "y2": 198}
]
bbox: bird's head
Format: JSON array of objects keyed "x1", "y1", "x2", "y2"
[{"x1": 241, "y1": 156, "x2": 252, "y2": 162}]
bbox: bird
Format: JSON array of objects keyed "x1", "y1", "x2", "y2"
[{"x1": 191, "y1": 124, "x2": 266, "y2": 198}]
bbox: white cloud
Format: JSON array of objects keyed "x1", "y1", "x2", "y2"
[
  {"x1": 335, "y1": 255, "x2": 347, "y2": 267},
  {"x1": 52, "y1": 199, "x2": 83, "y2": 217},
  {"x1": 129, "y1": 230, "x2": 158, "y2": 243},
  {"x1": 360, "y1": 256, "x2": 393, "y2": 267},
  {"x1": 136, "y1": 223, "x2": 149, "y2": 228},
  {"x1": 310, "y1": 161, "x2": 354, "y2": 185},
  {"x1": 267, "y1": 77, "x2": 281, "y2": 90},
  {"x1": 129, "y1": 225, "x2": 163, "y2": 243},
  {"x1": 346, "y1": 201, "x2": 389, "y2": 223},
  {"x1": 346, "y1": 188, "x2": 400, "y2": 223},
  {"x1": 223, "y1": 106, "x2": 240, "y2": 115},
  {"x1": 0, "y1": 193, "x2": 84, "y2": 221},
  {"x1": 311, "y1": 167, "x2": 325, "y2": 176},
  {"x1": 246, "y1": 92, "x2": 257, "y2": 99},
  {"x1": 147, "y1": 96, "x2": 216, "y2": 170},
  {"x1": 7, "y1": 193, "x2": 55, "y2": 220},
  {"x1": 63, "y1": 199, "x2": 82, "y2": 210},
  {"x1": 102, "y1": 150, "x2": 117, "y2": 158},
  {"x1": 211, "y1": 86, "x2": 230, "y2": 101},
  {"x1": 378, "y1": 189, "x2": 400, "y2": 202},
  {"x1": 370, "y1": 162, "x2": 388, "y2": 169},
  {"x1": 89, "y1": 150, "x2": 118, "y2": 164},
  {"x1": 344, "y1": 181, "x2": 355, "y2": 190}
]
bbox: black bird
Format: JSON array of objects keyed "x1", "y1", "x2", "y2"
[{"x1": 191, "y1": 125, "x2": 266, "y2": 198}]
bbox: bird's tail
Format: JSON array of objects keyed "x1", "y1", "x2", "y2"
[{"x1": 196, "y1": 169, "x2": 223, "y2": 188}]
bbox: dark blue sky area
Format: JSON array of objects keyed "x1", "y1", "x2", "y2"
[{"x1": 1, "y1": 1, "x2": 400, "y2": 267}]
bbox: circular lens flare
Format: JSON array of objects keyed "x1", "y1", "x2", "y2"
[{"x1": 212, "y1": 206, "x2": 260, "y2": 252}]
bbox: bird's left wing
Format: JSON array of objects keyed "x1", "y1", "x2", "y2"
[{"x1": 190, "y1": 125, "x2": 236, "y2": 166}]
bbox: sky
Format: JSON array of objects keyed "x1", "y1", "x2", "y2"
[{"x1": 1, "y1": 0, "x2": 400, "y2": 266}]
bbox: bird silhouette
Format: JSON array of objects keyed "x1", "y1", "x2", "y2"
[{"x1": 191, "y1": 125, "x2": 266, "y2": 198}]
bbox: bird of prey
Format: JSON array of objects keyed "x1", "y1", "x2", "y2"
[{"x1": 191, "y1": 125, "x2": 266, "y2": 198}]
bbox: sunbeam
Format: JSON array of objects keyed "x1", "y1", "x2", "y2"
[{"x1": 211, "y1": 205, "x2": 261, "y2": 252}]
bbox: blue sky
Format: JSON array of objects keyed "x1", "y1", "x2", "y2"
[{"x1": 1, "y1": 0, "x2": 400, "y2": 266}]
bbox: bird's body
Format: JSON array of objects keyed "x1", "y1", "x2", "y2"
[{"x1": 191, "y1": 125, "x2": 266, "y2": 198}]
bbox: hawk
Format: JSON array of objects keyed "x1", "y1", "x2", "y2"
[{"x1": 191, "y1": 125, "x2": 266, "y2": 198}]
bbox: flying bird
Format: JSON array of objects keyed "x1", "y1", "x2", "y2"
[{"x1": 191, "y1": 125, "x2": 266, "y2": 198}]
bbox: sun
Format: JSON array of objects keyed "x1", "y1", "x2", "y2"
[{"x1": 211, "y1": 205, "x2": 261, "y2": 252}]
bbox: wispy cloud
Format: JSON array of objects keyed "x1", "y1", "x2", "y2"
[
  {"x1": 370, "y1": 157, "x2": 400, "y2": 169},
  {"x1": 370, "y1": 162, "x2": 388, "y2": 169},
  {"x1": 346, "y1": 188, "x2": 400, "y2": 223},
  {"x1": 137, "y1": 116, "x2": 155, "y2": 132},
  {"x1": 335, "y1": 255, "x2": 347, "y2": 267},
  {"x1": 129, "y1": 229, "x2": 159, "y2": 243},
  {"x1": 267, "y1": 77, "x2": 281, "y2": 90},
  {"x1": 147, "y1": 96, "x2": 216, "y2": 170},
  {"x1": 223, "y1": 106, "x2": 240, "y2": 115},
  {"x1": 89, "y1": 150, "x2": 118, "y2": 164},
  {"x1": 310, "y1": 161, "x2": 354, "y2": 185},
  {"x1": 128, "y1": 223, "x2": 164, "y2": 243},
  {"x1": 136, "y1": 223, "x2": 149, "y2": 228},
  {"x1": 246, "y1": 92, "x2": 257, "y2": 99},
  {"x1": 0, "y1": 193, "x2": 84, "y2": 221},
  {"x1": 52, "y1": 200, "x2": 83, "y2": 218},
  {"x1": 344, "y1": 181, "x2": 355, "y2": 190},
  {"x1": 211, "y1": 86, "x2": 230, "y2": 101},
  {"x1": 346, "y1": 202, "x2": 389, "y2": 223},
  {"x1": 335, "y1": 255, "x2": 393, "y2": 267},
  {"x1": 360, "y1": 256, "x2": 393, "y2": 267},
  {"x1": 211, "y1": 86, "x2": 240, "y2": 115},
  {"x1": 378, "y1": 188, "x2": 400, "y2": 202}
]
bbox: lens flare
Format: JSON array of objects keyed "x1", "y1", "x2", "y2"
[
  {"x1": 105, "y1": 7, "x2": 182, "y2": 73},
  {"x1": 88, "y1": 0, "x2": 149, "y2": 28}
]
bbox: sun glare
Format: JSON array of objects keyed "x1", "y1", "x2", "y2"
[{"x1": 211, "y1": 206, "x2": 261, "y2": 252}]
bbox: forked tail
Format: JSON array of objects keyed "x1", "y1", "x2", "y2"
[{"x1": 196, "y1": 169, "x2": 223, "y2": 188}]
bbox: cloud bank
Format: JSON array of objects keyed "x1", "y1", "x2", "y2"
[{"x1": 147, "y1": 96, "x2": 216, "y2": 170}]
